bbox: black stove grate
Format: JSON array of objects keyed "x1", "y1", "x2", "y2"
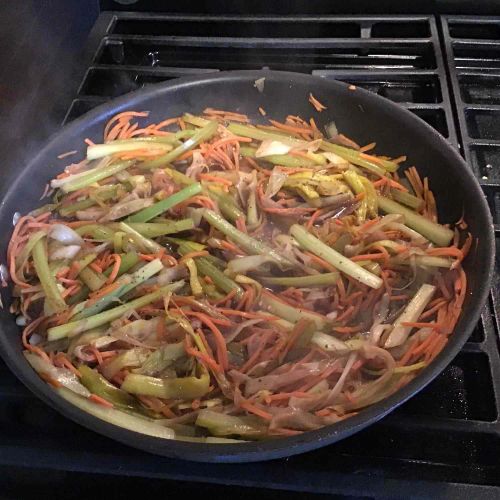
[{"x1": 1, "y1": 13, "x2": 500, "y2": 497}]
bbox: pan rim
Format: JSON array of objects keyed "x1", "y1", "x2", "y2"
[{"x1": 0, "y1": 69, "x2": 494, "y2": 462}]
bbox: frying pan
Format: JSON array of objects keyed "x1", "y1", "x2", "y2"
[{"x1": 0, "y1": 70, "x2": 494, "y2": 462}]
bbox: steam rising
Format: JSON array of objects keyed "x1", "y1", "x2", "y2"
[{"x1": 0, "y1": 1, "x2": 97, "y2": 199}]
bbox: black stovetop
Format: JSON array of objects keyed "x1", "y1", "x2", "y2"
[{"x1": 1, "y1": 9, "x2": 500, "y2": 499}]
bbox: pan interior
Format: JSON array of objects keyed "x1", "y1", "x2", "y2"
[{"x1": 0, "y1": 70, "x2": 493, "y2": 462}]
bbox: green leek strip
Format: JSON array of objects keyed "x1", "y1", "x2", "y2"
[
  {"x1": 67, "y1": 285, "x2": 90, "y2": 305},
  {"x1": 164, "y1": 167, "x2": 194, "y2": 185},
  {"x1": 139, "y1": 121, "x2": 218, "y2": 169},
  {"x1": 79, "y1": 267, "x2": 107, "y2": 292},
  {"x1": 320, "y1": 141, "x2": 398, "y2": 173},
  {"x1": 72, "y1": 258, "x2": 165, "y2": 320},
  {"x1": 384, "y1": 284, "x2": 436, "y2": 348},
  {"x1": 79, "y1": 365, "x2": 145, "y2": 412},
  {"x1": 168, "y1": 237, "x2": 205, "y2": 252},
  {"x1": 290, "y1": 224, "x2": 383, "y2": 289},
  {"x1": 390, "y1": 254, "x2": 453, "y2": 269},
  {"x1": 177, "y1": 243, "x2": 244, "y2": 299},
  {"x1": 74, "y1": 253, "x2": 98, "y2": 275},
  {"x1": 118, "y1": 222, "x2": 162, "y2": 253},
  {"x1": 394, "y1": 361, "x2": 427, "y2": 374},
  {"x1": 343, "y1": 170, "x2": 367, "y2": 222},
  {"x1": 134, "y1": 342, "x2": 185, "y2": 376},
  {"x1": 196, "y1": 409, "x2": 266, "y2": 438},
  {"x1": 32, "y1": 237, "x2": 67, "y2": 313},
  {"x1": 108, "y1": 131, "x2": 195, "y2": 147},
  {"x1": 260, "y1": 291, "x2": 328, "y2": 330},
  {"x1": 240, "y1": 146, "x2": 316, "y2": 168},
  {"x1": 87, "y1": 141, "x2": 172, "y2": 161},
  {"x1": 185, "y1": 257, "x2": 203, "y2": 296},
  {"x1": 47, "y1": 282, "x2": 183, "y2": 341},
  {"x1": 202, "y1": 209, "x2": 290, "y2": 267},
  {"x1": 57, "y1": 388, "x2": 175, "y2": 440},
  {"x1": 121, "y1": 369, "x2": 210, "y2": 399},
  {"x1": 377, "y1": 196, "x2": 454, "y2": 247},
  {"x1": 59, "y1": 186, "x2": 119, "y2": 217},
  {"x1": 390, "y1": 188, "x2": 424, "y2": 210},
  {"x1": 75, "y1": 224, "x2": 116, "y2": 240},
  {"x1": 360, "y1": 176, "x2": 378, "y2": 217},
  {"x1": 247, "y1": 188, "x2": 258, "y2": 227},
  {"x1": 103, "y1": 252, "x2": 139, "y2": 277},
  {"x1": 206, "y1": 189, "x2": 245, "y2": 222},
  {"x1": 15, "y1": 230, "x2": 46, "y2": 269},
  {"x1": 59, "y1": 198, "x2": 95, "y2": 217},
  {"x1": 115, "y1": 219, "x2": 194, "y2": 238},
  {"x1": 182, "y1": 113, "x2": 211, "y2": 128},
  {"x1": 29, "y1": 203, "x2": 59, "y2": 217},
  {"x1": 113, "y1": 231, "x2": 125, "y2": 252},
  {"x1": 415, "y1": 255, "x2": 453, "y2": 268},
  {"x1": 61, "y1": 160, "x2": 133, "y2": 193},
  {"x1": 320, "y1": 142, "x2": 385, "y2": 176},
  {"x1": 128, "y1": 183, "x2": 202, "y2": 223},
  {"x1": 260, "y1": 272, "x2": 339, "y2": 287},
  {"x1": 227, "y1": 123, "x2": 301, "y2": 144}
]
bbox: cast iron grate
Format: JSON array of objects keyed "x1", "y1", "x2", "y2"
[{"x1": 1, "y1": 12, "x2": 499, "y2": 497}]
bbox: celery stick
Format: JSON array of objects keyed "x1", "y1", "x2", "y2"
[
  {"x1": 164, "y1": 167, "x2": 194, "y2": 185},
  {"x1": 290, "y1": 224, "x2": 383, "y2": 289},
  {"x1": 227, "y1": 123, "x2": 302, "y2": 145},
  {"x1": 87, "y1": 141, "x2": 172, "y2": 161},
  {"x1": 32, "y1": 237, "x2": 67, "y2": 313},
  {"x1": 182, "y1": 113, "x2": 210, "y2": 127},
  {"x1": 260, "y1": 272, "x2": 339, "y2": 287},
  {"x1": 390, "y1": 188, "x2": 424, "y2": 210},
  {"x1": 121, "y1": 370, "x2": 210, "y2": 399},
  {"x1": 72, "y1": 258, "x2": 165, "y2": 320},
  {"x1": 140, "y1": 121, "x2": 218, "y2": 169},
  {"x1": 128, "y1": 183, "x2": 202, "y2": 223},
  {"x1": 75, "y1": 224, "x2": 115, "y2": 240},
  {"x1": 61, "y1": 160, "x2": 133, "y2": 193},
  {"x1": 57, "y1": 388, "x2": 175, "y2": 440},
  {"x1": 121, "y1": 219, "x2": 194, "y2": 238},
  {"x1": 47, "y1": 282, "x2": 183, "y2": 340},
  {"x1": 103, "y1": 252, "x2": 139, "y2": 277},
  {"x1": 202, "y1": 209, "x2": 290, "y2": 267},
  {"x1": 79, "y1": 267, "x2": 106, "y2": 292},
  {"x1": 177, "y1": 244, "x2": 244, "y2": 299},
  {"x1": 377, "y1": 196, "x2": 454, "y2": 246},
  {"x1": 118, "y1": 222, "x2": 162, "y2": 253},
  {"x1": 206, "y1": 190, "x2": 245, "y2": 222},
  {"x1": 384, "y1": 284, "x2": 436, "y2": 348},
  {"x1": 260, "y1": 291, "x2": 328, "y2": 329},
  {"x1": 321, "y1": 141, "x2": 398, "y2": 173},
  {"x1": 240, "y1": 146, "x2": 316, "y2": 168}
]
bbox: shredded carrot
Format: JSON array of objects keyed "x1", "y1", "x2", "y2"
[
  {"x1": 182, "y1": 311, "x2": 229, "y2": 370},
  {"x1": 89, "y1": 262, "x2": 103, "y2": 274},
  {"x1": 105, "y1": 254, "x2": 121, "y2": 285},
  {"x1": 308, "y1": 93, "x2": 327, "y2": 112},
  {"x1": 240, "y1": 401, "x2": 273, "y2": 420},
  {"x1": 179, "y1": 250, "x2": 209, "y2": 262},
  {"x1": 199, "y1": 173, "x2": 233, "y2": 186}
]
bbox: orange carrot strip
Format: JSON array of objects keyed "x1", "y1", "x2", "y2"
[
  {"x1": 308, "y1": 93, "x2": 327, "y2": 112},
  {"x1": 89, "y1": 394, "x2": 114, "y2": 408},
  {"x1": 105, "y1": 254, "x2": 121, "y2": 285},
  {"x1": 240, "y1": 401, "x2": 273, "y2": 420}
]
